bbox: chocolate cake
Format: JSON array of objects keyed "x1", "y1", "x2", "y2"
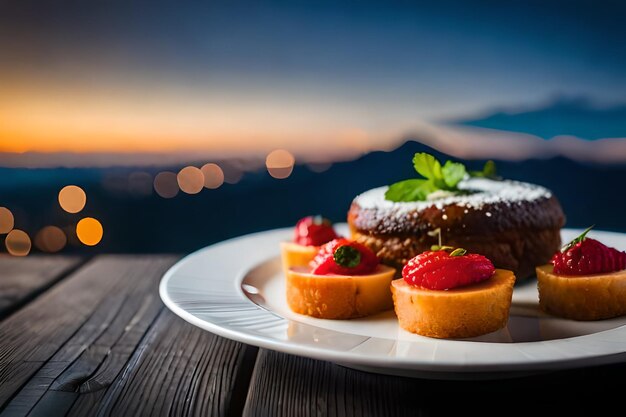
[{"x1": 347, "y1": 177, "x2": 565, "y2": 280}]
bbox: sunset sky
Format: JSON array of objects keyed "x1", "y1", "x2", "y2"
[{"x1": 2, "y1": 1, "x2": 626, "y2": 163}]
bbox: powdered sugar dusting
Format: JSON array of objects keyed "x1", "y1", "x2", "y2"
[{"x1": 354, "y1": 178, "x2": 552, "y2": 213}]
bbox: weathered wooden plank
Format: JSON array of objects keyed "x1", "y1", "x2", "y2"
[
  {"x1": 1, "y1": 254, "x2": 258, "y2": 417},
  {"x1": 0, "y1": 255, "x2": 177, "y2": 414},
  {"x1": 0, "y1": 256, "x2": 83, "y2": 319},
  {"x1": 243, "y1": 349, "x2": 626, "y2": 416},
  {"x1": 69, "y1": 309, "x2": 258, "y2": 417},
  {"x1": 244, "y1": 350, "x2": 424, "y2": 417}
]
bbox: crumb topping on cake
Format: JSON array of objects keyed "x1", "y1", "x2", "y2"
[{"x1": 348, "y1": 177, "x2": 562, "y2": 236}]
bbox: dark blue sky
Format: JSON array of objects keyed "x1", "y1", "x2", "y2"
[
  {"x1": 1, "y1": 0, "x2": 626, "y2": 158},
  {"x1": 3, "y1": 0, "x2": 625, "y2": 112}
]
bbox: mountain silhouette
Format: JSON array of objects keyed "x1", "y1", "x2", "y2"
[
  {"x1": 2, "y1": 138, "x2": 625, "y2": 255},
  {"x1": 452, "y1": 96, "x2": 626, "y2": 140}
]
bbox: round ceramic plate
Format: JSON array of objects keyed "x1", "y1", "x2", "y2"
[{"x1": 159, "y1": 225, "x2": 626, "y2": 380}]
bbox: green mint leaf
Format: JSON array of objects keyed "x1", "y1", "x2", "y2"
[
  {"x1": 385, "y1": 152, "x2": 496, "y2": 202},
  {"x1": 441, "y1": 161, "x2": 466, "y2": 188},
  {"x1": 483, "y1": 160, "x2": 497, "y2": 178},
  {"x1": 413, "y1": 153, "x2": 443, "y2": 181},
  {"x1": 385, "y1": 179, "x2": 436, "y2": 202},
  {"x1": 470, "y1": 160, "x2": 498, "y2": 179}
]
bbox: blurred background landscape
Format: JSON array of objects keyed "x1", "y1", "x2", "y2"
[{"x1": 1, "y1": 0, "x2": 625, "y2": 256}]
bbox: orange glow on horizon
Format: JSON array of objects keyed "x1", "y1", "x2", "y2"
[{"x1": 0, "y1": 76, "x2": 400, "y2": 157}]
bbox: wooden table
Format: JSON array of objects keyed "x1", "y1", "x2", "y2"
[{"x1": 1, "y1": 255, "x2": 624, "y2": 417}]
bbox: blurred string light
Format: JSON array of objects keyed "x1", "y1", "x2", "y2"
[
  {"x1": 177, "y1": 166, "x2": 204, "y2": 194},
  {"x1": 266, "y1": 149, "x2": 295, "y2": 179},
  {"x1": 0, "y1": 207, "x2": 14, "y2": 234},
  {"x1": 34, "y1": 226, "x2": 67, "y2": 253},
  {"x1": 5, "y1": 229, "x2": 31, "y2": 256},
  {"x1": 201, "y1": 163, "x2": 224, "y2": 189},
  {"x1": 221, "y1": 163, "x2": 244, "y2": 184},
  {"x1": 153, "y1": 171, "x2": 179, "y2": 198},
  {"x1": 58, "y1": 185, "x2": 86, "y2": 213},
  {"x1": 76, "y1": 217, "x2": 103, "y2": 246}
]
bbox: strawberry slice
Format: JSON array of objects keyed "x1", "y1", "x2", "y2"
[
  {"x1": 403, "y1": 249, "x2": 495, "y2": 290},
  {"x1": 552, "y1": 227, "x2": 626, "y2": 275},
  {"x1": 310, "y1": 238, "x2": 379, "y2": 275},
  {"x1": 293, "y1": 215, "x2": 338, "y2": 246}
]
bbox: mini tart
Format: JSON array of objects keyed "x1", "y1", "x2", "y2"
[
  {"x1": 391, "y1": 269, "x2": 516, "y2": 339},
  {"x1": 280, "y1": 241, "x2": 319, "y2": 276},
  {"x1": 286, "y1": 265, "x2": 396, "y2": 319},
  {"x1": 536, "y1": 264, "x2": 626, "y2": 320}
]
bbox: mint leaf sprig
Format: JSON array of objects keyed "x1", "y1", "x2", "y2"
[
  {"x1": 469, "y1": 160, "x2": 499, "y2": 179},
  {"x1": 385, "y1": 153, "x2": 499, "y2": 202},
  {"x1": 385, "y1": 153, "x2": 466, "y2": 202}
]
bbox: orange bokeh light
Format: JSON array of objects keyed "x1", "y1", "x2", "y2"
[
  {"x1": 177, "y1": 166, "x2": 204, "y2": 194},
  {"x1": 201, "y1": 163, "x2": 225, "y2": 189},
  {"x1": 5, "y1": 229, "x2": 31, "y2": 256},
  {"x1": 0, "y1": 207, "x2": 14, "y2": 234},
  {"x1": 34, "y1": 226, "x2": 67, "y2": 253},
  {"x1": 153, "y1": 171, "x2": 179, "y2": 198},
  {"x1": 76, "y1": 217, "x2": 103, "y2": 246},
  {"x1": 58, "y1": 185, "x2": 87, "y2": 213},
  {"x1": 266, "y1": 149, "x2": 295, "y2": 179}
]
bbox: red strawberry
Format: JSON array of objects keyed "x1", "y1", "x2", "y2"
[
  {"x1": 310, "y1": 238, "x2": 379, "y2": 275},
  {"x1": 552, "y1": 237, "x2": 626, "y2": 276},
  {"x1": 403, "y1": 249, "x2": 495, "y2": 290},
  {"x1": 293, "y1": 215, "x2": 338, "y2": 246}
]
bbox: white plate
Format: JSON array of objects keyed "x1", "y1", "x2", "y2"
[{"x1": 159, "y1": 225, "x2": 626, "y2": 380}]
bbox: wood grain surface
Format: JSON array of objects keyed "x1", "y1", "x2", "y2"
[
  {"x1": 0, "y1": 255, "x2": 256, "y2": 417},
  {"x1": 0, "y1": 256, "x2": 83, "y2": 319},
  {"x1": 243, "y1": 349, "x2": 625, "y2": 416}
]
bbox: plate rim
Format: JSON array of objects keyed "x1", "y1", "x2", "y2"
[{"x1": 159, "y1": 225, "x2": 626, "y2": 376}]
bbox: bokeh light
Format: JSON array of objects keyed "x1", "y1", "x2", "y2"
[
  {"x1": 128, "y1": 171, "x2": 153, "y2": 196},
  {"x1": 266, "y1": 149, "x2": 295, "y2": 179},
  {"x1": 34, "y1": 226, "x2": 67, "y2": 253},
  {"x1": 221, "y1": 164, "x2": 244, "y2": 184},
  {"x1": 0, "y1": 207, "x2": 14, "y2": 234},
  {"x1": 58, "y1": 185, "x2": 87, "y2": 213},
  {"x1": 153, "y1": 171, "x2": 179, "y2": 198},
  {"x1": 76, "y1": 217, "x2": 103, "y2": 246},
  {"x1": 201, "y1": 163, "x2": 225, "y2": 189},
  {"x1": 5, "y1": 229, "x2": 31, "y2": 256},
  {"x1": 177, "y1": 166, "x2": 204, "y2": 194}
]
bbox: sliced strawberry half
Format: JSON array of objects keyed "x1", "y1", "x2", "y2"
[
  {"x1": 309, "y1": 238, "x2": 379, "y2": 275},
  {"x1": 402, "y1": 249, "x2": 495, "y2": 290}
]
